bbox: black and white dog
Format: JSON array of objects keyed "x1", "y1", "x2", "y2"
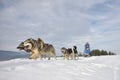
[{"x1": 61, "y1": 46, "x2": 79, "y2": 60}]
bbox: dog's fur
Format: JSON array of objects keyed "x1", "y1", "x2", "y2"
[
  {"x1": 22, "y1": 38, "x2": 56, "y2": 60},
  {"x1": 61, "y1": 46, "x2": 79, "y2": 60}
]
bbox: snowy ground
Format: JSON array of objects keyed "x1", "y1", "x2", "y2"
[{"x1": 0, "y1": 55, "x2": 120, "y2": 80}]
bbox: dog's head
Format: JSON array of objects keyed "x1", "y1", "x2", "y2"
[
  {"x1": 61, "y1": 47, "x2": 67, "y2": 54},
  {"x1": 17, "y1": 39, "x2": 33, "y2": 52},
  {"x1": 17, "y1": 38, "x2": 44, "y2": 52},
  {"x1": 17, "y1": 42, "x2": 25, "y2": 50},
  {"x1": 23, "y1": 38, "x2": 34, "y2": 51}
]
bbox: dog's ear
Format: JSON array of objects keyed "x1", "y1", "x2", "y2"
[
  {"x1": 37, "y1": 38, "x2": 44, "y2": 49},
  {"x1": 21, "y1": 42, "x2": 24, "y2": 44},
  {"x1": 29, "y1": 38, "x2": 34, "y2": 44},
  {"x1": 30, "y1": 38, "x2": 33, "y2": 41},
  {"x1": 37, "y1": 38, "x2": 43, "y2": 43}
]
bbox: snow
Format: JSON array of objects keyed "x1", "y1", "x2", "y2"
[{"x1": 0, "y1": 55, "x2": 120, "y2": 80}]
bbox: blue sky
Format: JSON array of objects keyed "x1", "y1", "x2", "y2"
[{"x1": 0, "y1": 0, "x2": 120, "y2": 55}]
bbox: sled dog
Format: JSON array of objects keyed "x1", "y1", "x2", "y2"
[
  {"x1": 17, "y1": 38, "x2": 56, "y2": 60},
  {"x1": 61, "y1": 46, "x2": 79, "y2": 60}
]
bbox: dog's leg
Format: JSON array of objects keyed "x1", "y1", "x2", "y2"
[
  {"x1": 64, "y1": 54, "x2": 67, "y2": 60},
  {"x1": 29, "y1": 52, "x2": 37, "y2": 60},
  {"x1": 66, "y1": 54, "x2": 69, "y2": 60},
  {"x1": 63, "y1": 54, "x2": 65, "y2": 60},
  {"x1": 70, "y1": 54, "x2": 72, "y2": 60},
  {"x1": 75, "y1": 54, "x2": 77, "y2": 60},
  {"x1": 52, "y1": 52, "x2": 56, "y2": 60},
  {"x1": 39, "y1": 54, "x2": 42, "y2": 60},
  {"x1": 43, "y1": 54, "x2": 46, "y2": 59},
  {"x1": 54, "y1": 54, "x2": 57, "y2": 60},
  {"x1": 48, "y1": 54, "x2": 51, "y2": 60},
  {"x1": 38, "y1": 51, "x2": 43, "y2": 60},
  {"x1": 29, "y1": 52, "x2": 34, "y2": 59},
  {"x1": 29, "y1": 52, "x2": 33, "y2": 59},
  {"x1": 52, "y1": 50, "x2": 57, "y2": 60},
  {"x1": 72, "y1": 53, "x2": 75, "y2": 60},
  {"x1": 76, "y1": 54, "x2": 79, "y2": 60}
]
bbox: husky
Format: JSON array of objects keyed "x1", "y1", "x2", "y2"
[
  {"x1": 21, "y1": 38, "x2": 56, "y2": 60},
  {"x1": 61, "y1": 46, "x2": 79, "y2": 60}
]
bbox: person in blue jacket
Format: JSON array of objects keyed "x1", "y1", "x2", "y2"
[{"x1": 84, "y1": 42, "x2": 91, "y2": 56}]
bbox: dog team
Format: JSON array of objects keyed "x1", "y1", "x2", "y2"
[{"x1": 17, "y1": 38, "x2": 79, "y2": 60}]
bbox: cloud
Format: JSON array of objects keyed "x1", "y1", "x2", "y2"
[{"x1": 0, "y1": 0, "x2": 120, "y2": 55}]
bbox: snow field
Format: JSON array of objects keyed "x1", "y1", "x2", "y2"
[{"x1": 0, "y1": 55, "x2": 120, "y2": 80}]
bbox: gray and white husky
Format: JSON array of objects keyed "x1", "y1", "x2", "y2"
[{"x1": 17, "y1": 38, "x2": 56, "y2": 60}]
